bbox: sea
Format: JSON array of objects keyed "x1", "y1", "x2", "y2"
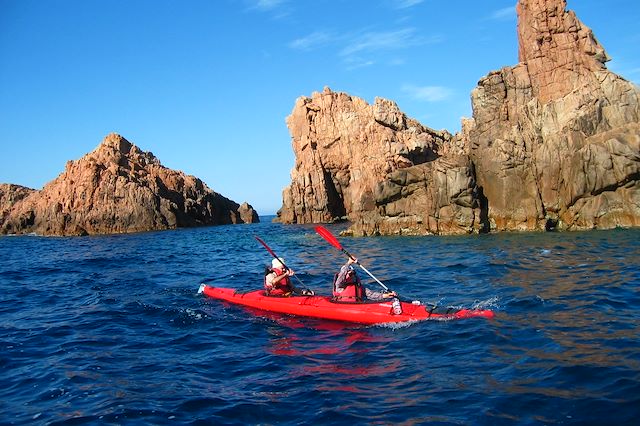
[{"x1": 1, "y1": 217, "x2": 639, "y2": 425}]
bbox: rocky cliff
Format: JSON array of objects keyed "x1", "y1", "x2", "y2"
[
  {"x1": 1, "y1": 133, "x2": 259, "y2": 236},
  {"x1": 279, "y1": 88, "x2": 484, "y2": 235},
  {"x1": 277, "y1": 0, "x2": 640, "y2": 235},
  {"x1": 464, "y1": 0, "x2": 640, "y2": 232}
]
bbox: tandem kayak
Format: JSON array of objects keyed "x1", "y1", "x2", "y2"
[{"x1": 198, "y1": 284, "x2": 495, "y2": 324}]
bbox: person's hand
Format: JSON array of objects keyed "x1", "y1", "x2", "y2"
[
  {"x1": 384, "y1": 291, "x2": 397, "y2": 298},
  {"x1": 348, "y1": 257, "x2": 358, "y2": 265},
  {"x1": 286, "y1": 269, "x2": 295, "y2": 276}
]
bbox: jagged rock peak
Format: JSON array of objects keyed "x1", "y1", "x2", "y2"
[
  {"x1": 96, "y1": 132, "x2": 134, "y2": 152},
  {"x1": 517, "y1": 0, "x2": 610, "y2": 103},
  {"x1": 84, "y1": 133, "x2": 161, "y2": 169}
]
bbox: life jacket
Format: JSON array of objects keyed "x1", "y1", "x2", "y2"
[
  {"x1": 264, "y1": 266, "x2": 292, "y2": 297},
  {"x1": 333, "y1": 269, "x2": 364, "y2": 301}
]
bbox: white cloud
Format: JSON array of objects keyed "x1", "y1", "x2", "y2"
[
  {"x1": 394, "y1": 0, "x2": 425, "y2": 9},
  {"x1": 289, "y1": 31, "x2": 333, "y2": 51},
  {"x1": 340, "y1": 28, "x2": 436, "y2": 56},
  {"x1": 344, "y1": 57, "x2": 376, "y2": 71},
  {"x1": 402, "y1": 84, "x2": 452, "y2": 102},
  {"x1": 252, "y1": 0, "x2": 287, "y2": 11},
  {"x1": 288, "y1": 26, "x2": 443, "y2": 71},
  {"x1": 490, "y1": 6, "x2": 516, "y2": 21},
  {"x1": 288, "y1": 27, "x2": 441, "y2": 56},
  {"x1": 246, "y1": 0, "x2": 291, "y2": 18}
]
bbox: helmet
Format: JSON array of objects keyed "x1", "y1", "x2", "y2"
[{"x1": 272, "y1": 257, "x2": 285, "y2": 269}]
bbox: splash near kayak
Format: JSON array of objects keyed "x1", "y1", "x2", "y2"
[{"x1": 198, "y1": 285, "x2": 495, "y2": 324}]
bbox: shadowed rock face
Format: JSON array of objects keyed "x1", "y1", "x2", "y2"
[
  {"x1": 1, "y1": 133, "x2": 259, "y2": 236},
  {"x1": 277, "y1": 0, "x2": 640, "y2": 235}
]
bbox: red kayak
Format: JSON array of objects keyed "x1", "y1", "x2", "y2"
[{"x1": 198, "y1": 285, "x2": 495, "y2": 324}]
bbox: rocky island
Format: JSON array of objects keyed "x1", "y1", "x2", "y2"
[
  {"x1": 0, "y1": 133, "x2": 258, "y2": 236},
  {"x1": 277, "y1": 0, "x2": 640, "y2": 235}
]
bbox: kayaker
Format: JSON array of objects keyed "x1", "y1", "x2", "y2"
[
  {"x1": 333, "y1": 257, "x2": 397, "y2": 301},
  {"x1": 264, "y1": 257, "x2": 296, "y2": 297}
]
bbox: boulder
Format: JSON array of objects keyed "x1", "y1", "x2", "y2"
[{"x1": 238, "y1": 202, "x2": 260, "y2": 224}]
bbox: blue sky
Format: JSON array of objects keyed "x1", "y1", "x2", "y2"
[{"x1": 1, "y1": 0, "x2": 639, "y2": 215}]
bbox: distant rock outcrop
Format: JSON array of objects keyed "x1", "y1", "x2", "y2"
[
  {"x1": 238, "y1": 202, "x2": 259, "y2": 224},
  {"x1": 1, "y1": 133, "x2": 259, "y2": 236},
  {"x1": 277, "y1": 0, "x2": 640, "y2": 235}
]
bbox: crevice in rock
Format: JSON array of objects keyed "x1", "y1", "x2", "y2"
[
  {"x1": 322, "y1": 168, "x2": 346, "y2": 219},
  {"x1": 476, "y1": 186, "x2": 490, "y2": 233},
  {"x1": 591, "y1": 172, "x2": 640, "y2": 198}
]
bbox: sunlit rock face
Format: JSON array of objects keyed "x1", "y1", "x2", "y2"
[
  {"x1": 277, "y1": 88, "x2": 484, "y2": 235},
  {"x1": 278, "y1": 0, "x2": 640, "y2": 235},
  {"x1": 463, "y1": 0, "x2": 640, "y2": 232}
]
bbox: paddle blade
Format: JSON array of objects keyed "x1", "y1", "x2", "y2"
[
  {"x1": 254, "y1": 235, "x2": 273, "y2": 254},
  {"x1": 255, "y1": 235, "x2": 284, "y2": 268},
  {"x1": 314, "y1": 226, "x2": 343, "y2": 250}
]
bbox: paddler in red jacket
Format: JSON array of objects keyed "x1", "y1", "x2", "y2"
[
  {"x1": 264, "y1": 257, "x2": 296, "y2": 296},
  {"x1": 333, "y1": 257, "x2": 396, "y2": 301}
]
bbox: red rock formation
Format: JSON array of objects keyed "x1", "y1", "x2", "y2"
[
  {"x1": 278, "y1": 88, "x2": 485, "y2": 235},
  {"x1": 465, "y1": 0, "x2": 640, "y2": 232},
  {"x1": 278, "y1": 0, "x2": 640, "y2": 235},
  {"x1": 517, "y1": 0, "x2": 608, "y2": 104},
  {"x1": 1, "y1": 133, "x2": 259, "y2": 236}
]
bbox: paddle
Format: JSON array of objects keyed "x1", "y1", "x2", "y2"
[
  {"x1": 314, "y1": 225, "x2": 391, "y2": 292},
  {"x1": 254, "y1": 235, "x2": 313, "y2": 294}
]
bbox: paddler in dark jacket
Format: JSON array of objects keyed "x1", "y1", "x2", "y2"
[{"x1": 333, "y1": 257, "x2": 396, "y2": 301}]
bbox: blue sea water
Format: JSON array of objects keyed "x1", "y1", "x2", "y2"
[{"x1": 1, "y1": 219, "x2": 639, "y2": 425}]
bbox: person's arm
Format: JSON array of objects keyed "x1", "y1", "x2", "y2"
[
  {"x1": 265, "y1": 272, "x2": 276, "y2": 292},
  {"x1": 268, "y1": 270, "x2": 293, "y2": 286},
  {"x1": 365, "y1": 288, "x2": 397, "y2": 300},
  {"x1": 334, "y1": 264, "x2": 351, "y2": 289},
  {"x1": 364, "y1": 288, "x2": 382, "y2": 300}
]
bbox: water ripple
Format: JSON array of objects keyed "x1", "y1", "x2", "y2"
[{"x1": 1, "y1": 226, "x2": 639, "y2": 424}]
